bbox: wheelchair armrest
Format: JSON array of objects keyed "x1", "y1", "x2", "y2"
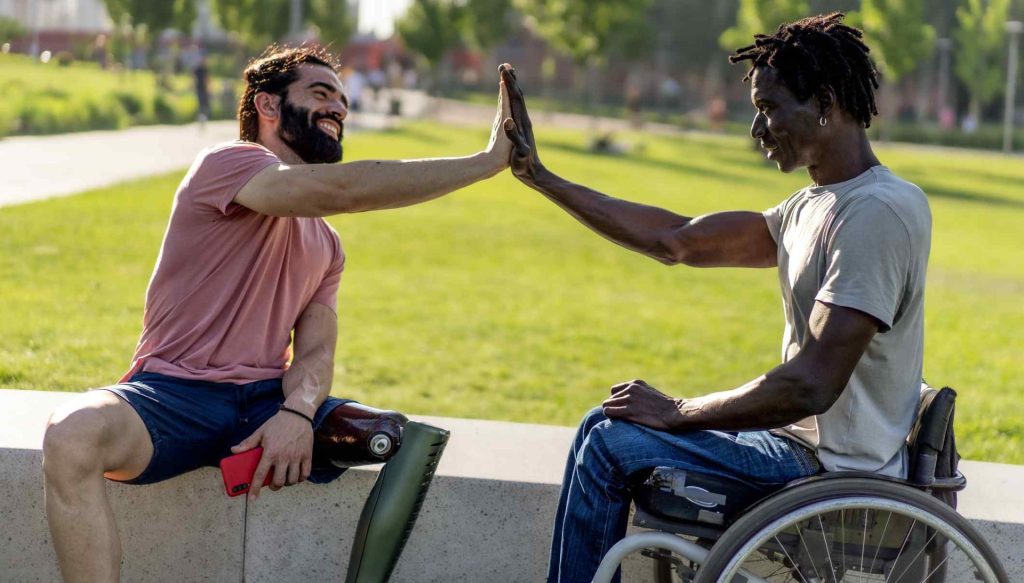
[
  {"x1": 927, "y1": 471, "x2": 967, "y2": 492},
  {"x1": 783, "y1": 468, "x2": 967, "y2": 493}
]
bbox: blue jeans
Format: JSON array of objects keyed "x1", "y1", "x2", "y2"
[{"x1": 547, "y1": 407, "x2": 821, "y2": 583}]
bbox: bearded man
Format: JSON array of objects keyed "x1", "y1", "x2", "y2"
[{"x1": 41, "y1": 45, "x2": 513, "y2": 583}]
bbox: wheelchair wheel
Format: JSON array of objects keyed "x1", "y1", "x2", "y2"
[{"x1": 694, "y1": 478, "x2": 1007, "y2": 583}]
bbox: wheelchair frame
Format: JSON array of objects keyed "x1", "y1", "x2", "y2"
[{"x1": 589, "y1": 386, "x2": 1009, "y2": 583}]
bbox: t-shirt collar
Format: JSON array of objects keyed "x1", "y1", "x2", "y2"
[{"x1": 806, "y1": 165, "x2": 887, "y2": 197}]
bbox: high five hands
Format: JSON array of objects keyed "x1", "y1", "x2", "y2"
[{"x1": 499, "y1": 64, "x2": 545, "y2": 184}]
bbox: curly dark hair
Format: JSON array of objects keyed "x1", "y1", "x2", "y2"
[
  {"x1": 238, "y1": 44, "x2": 341, "y2": 142},
  {"x1": 729, "y1": 12, "x2": 880, "y2": 128}
]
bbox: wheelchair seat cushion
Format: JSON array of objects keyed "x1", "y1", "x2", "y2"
[{"x1": 630, "y1": 467, "x2": 770, "y2": 527}]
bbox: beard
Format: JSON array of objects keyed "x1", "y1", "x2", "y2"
[{"x1": 277, "y1": 100, "x2": 344, "y2": 164}]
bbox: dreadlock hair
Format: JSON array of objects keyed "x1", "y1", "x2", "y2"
[
  {"x1": 238, "y1": 44, "x2": 341, "y2": 142},
  {"x1": 729, "y1": 12, "x2": 880, "y2": 128}
]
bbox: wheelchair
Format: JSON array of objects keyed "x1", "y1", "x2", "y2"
[{"x1": 592, "y1": 385, "x2": 1009, "y2": 583}]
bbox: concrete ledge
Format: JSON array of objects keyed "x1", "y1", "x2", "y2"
[{"x1": 3, "y1": 389, "x2": 1022, "y2": 581}]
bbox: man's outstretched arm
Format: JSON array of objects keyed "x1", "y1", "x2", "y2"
[
  {"x1": 232, "y1": 302, "x2": 337, "y2": 498},
  {"x1": 602, "y1": 301, "x2": 880, "y2": 431},
  {"x1": 234, "y1": 77, "x2": 513, "y2": 218},
  {"x1": 500, "y1": 66, "x2": 776, "y2": 269}
]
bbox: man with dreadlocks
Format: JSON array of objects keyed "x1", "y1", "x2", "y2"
[
  {"x1": 500, "y1": 13, "x2": 931, "y2": 582},
  {"x1": 42, "y1": 45, "x2": 514, "y2": 582}
]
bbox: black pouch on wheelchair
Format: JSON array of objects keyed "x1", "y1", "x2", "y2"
[
  {"x1": 908, "y1": 384, "x2": 962, "y2": 509},
  {"x1": 631, "y1": 466, "x2": 764, "y2": 527}
]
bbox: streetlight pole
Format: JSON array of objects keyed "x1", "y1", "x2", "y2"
[
  {"x1": 1003, "y1": 21, "x2": 1022, "y2": 153},
  {"x1": 289, "y1": 0, "x2": 303, "y2": 39},
  {"x1": 936, "y1": 38, "x2": 952, "y2": 126}
]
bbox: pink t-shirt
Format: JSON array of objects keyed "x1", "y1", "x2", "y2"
[{"x1": 122, "y1": 142, "x2": 345, "y2": 385}]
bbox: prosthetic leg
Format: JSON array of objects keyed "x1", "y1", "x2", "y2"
[{"x1": 312, "y1": 403, "x2": 450, "y2": 583}]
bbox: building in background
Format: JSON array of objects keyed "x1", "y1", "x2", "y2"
[{"x1": 1, "y1": 0, "x2": 111, "y2": 54}]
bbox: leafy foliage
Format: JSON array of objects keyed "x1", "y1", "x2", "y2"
[
  {"x1": 853, "y1": 0, "x2": 936, "y2": 82},
  {"x1": 719, "y1": 0, "x2": 809, "y2": 53},
  {"x1": 513, "y1": 0, "x2": 653, "y2": 66},
  {"x1": 395, "y1": 0, "x2": 466, "y2": 67},
  {"x1": 211, "y1": 0, "x2": 353, "y2": 48},
  {"x1": 0, "y1": 16, "x2": 26, "y2": 44},
  {"x1": 953, "y1": 0, "x2": 1012, "y2": 114},
  {"x1": 102, "y1": 0, "x2": 196, "y2": 33},
  {"x1": 462, "y1": 0, "x2": 516, "y2": 52}
]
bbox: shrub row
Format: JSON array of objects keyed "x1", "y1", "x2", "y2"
[{"x1": 0, "y1": 89, "x2": 240, "y2": 137}]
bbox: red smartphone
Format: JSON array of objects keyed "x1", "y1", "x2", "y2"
[{"x1": 219, "y1": 446, "x2": 273, "y2": 497}]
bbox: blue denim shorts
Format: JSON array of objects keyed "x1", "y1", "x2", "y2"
[{"x1": 98, "y1": 371, "x2": 351, "y2": 485}]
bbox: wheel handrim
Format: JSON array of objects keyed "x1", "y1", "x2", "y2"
[{"x1": 716, "y1": 496, "x2": 998, "y2": 583}]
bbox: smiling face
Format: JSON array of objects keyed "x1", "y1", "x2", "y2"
[
  {"x1": 749, "y1": 67, "x2": 823, "y2": 174},
  {"x1": 277, "y1": 64, "x2": 348, "y2": 164}
]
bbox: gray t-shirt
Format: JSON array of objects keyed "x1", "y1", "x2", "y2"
[{"x1": 762, "y1": 166, "x2": 931, "y2": 478}]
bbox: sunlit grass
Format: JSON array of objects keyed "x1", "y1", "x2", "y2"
[{"x1": 0, "y1": 121, "x2": 1020, "y2": 463}]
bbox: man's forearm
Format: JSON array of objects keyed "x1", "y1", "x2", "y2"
[
  {"x1": 672, "y1": 363, "x2": 835, "y2": 432},
  {"x1": 281, "y1": 344, "x2": 333, "y2": 419},
  {"x1": 529, "y1": 170, "x2": 692, "y2": 263},
  {"x1": 288, "y1": 152, "x2": 503, "y2": 216}
]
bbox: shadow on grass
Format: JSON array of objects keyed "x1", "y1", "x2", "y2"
[
  {"x1": 899, "y1": 165, "x2": 1024, "y2": 201},
  {"x1": 900, "y1": 175, "x2": 1024, "y2": 209}
]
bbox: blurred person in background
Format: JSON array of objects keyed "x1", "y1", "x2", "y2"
[{"x1": 194, "y1": 54, "x2": 211, "y2": 126}]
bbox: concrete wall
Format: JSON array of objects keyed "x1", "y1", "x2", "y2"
[{"x1": 2, "y1": 389, "x2": 1022, "y2": 582}]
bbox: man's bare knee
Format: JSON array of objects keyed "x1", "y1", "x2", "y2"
[
  {"x1": 43, "y1": 392, "x2": 152, "y2": 484},
  {"x1": 43, "y1": 406, "x2": 108, "y2": 484}
]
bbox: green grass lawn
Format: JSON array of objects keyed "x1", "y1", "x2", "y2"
[{"x1": 1, "y1": 122, "x2": 1021, "y2": 464}]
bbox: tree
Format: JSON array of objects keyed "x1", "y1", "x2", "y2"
[
  {"x1": 719, "y1": 0, "x2": 809, "y2": 53},
  {"x1": 0, "y1": 16, "x2": 26, "y2": 45},
  {"x1": 103, "y1": 0, "x2": 196, "y2": 34},
  {"x1": 513, "y1": 0, "x2": 652, "y2": 109},
  {"x1": 462, "y1": 0, "x2": 517, "y2": 53},
  {"x1": 396, "y1": 0, "x2": 466, "y2": 93},
  {"x1": 854, "y1": 0, "x2": 936, "y2": 84},
  {"x1": 514, "y1": 0, "x2": 653, "y2": 68},
  {"x1": 212, "y1": 0, "x2": 353, "y2": 49},
  {"x1": 953, "y1": 0, "x2": 1012, "y2": 122},
  {"x1": 308, "y1": 0, "x2": 354, "y2": 48}
]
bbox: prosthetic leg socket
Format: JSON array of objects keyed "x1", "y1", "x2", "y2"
[
  {"x1": 344, "y1": 422, "x2": 450, "y2": 583},
  {"x1": 313, "y1": 403, "x2": 408, "y2": 468}
]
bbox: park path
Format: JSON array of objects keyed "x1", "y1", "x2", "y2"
[
  {"x1": 0, "y1": 113, "x2": 397, "y2": 209},
  {"x1": 5, "y1": 94, "x2": 1016, "y2": 209}
]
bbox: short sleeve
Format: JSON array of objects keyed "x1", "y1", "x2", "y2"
[
  {"x1": 762, "y1": 200, "x2": 785, "y2": 243},
  {"x1": 308, "y1": 237, "x2": 345, "y2": 313},
  {"x1": 184, "y1": 143, "x2": 280, "y2": 215},
  {"x1": 815, "y1": 198, "x2": 912, "y2": 332}
]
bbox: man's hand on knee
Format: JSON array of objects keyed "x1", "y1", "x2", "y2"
[
  {"x1": 232, "y1": 411, "x2": 314, "y2": 500},
  {"x1": 602, "y1": 379, "x2": 685, "y2": 432}
]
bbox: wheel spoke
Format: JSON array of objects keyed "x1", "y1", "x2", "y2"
[
  {"x1": 816, "y1": 513, "x2": 837, "y2": 583},
  {"x1": 774, "y1": 534, "x2": 810, "y2": 583},
  {"x1": 922, "y1": 549, "x2": 952, "y2": 583},
  {"x1": 892, "y1": 526, "x2": 938, "y2": 583},
  {"x1": 795, "y1": 522, "x2": 824, "y2": 582},
  {"x1": 859, "y1": 509, "x2": 869, "y2": 577},
  {"x1": 883, "y1": 518, "x2": 918, "y2": 583},
  {"x1": 840, "y1": 510, "x2": 847, "y2": 579},
  {"x1": 867, "y1": 511, "x2": 893, "y2": 575}
]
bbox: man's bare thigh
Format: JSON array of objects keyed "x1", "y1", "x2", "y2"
[{"x1": 48, "y1": 390, "x2": 154, "y2": 481}]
